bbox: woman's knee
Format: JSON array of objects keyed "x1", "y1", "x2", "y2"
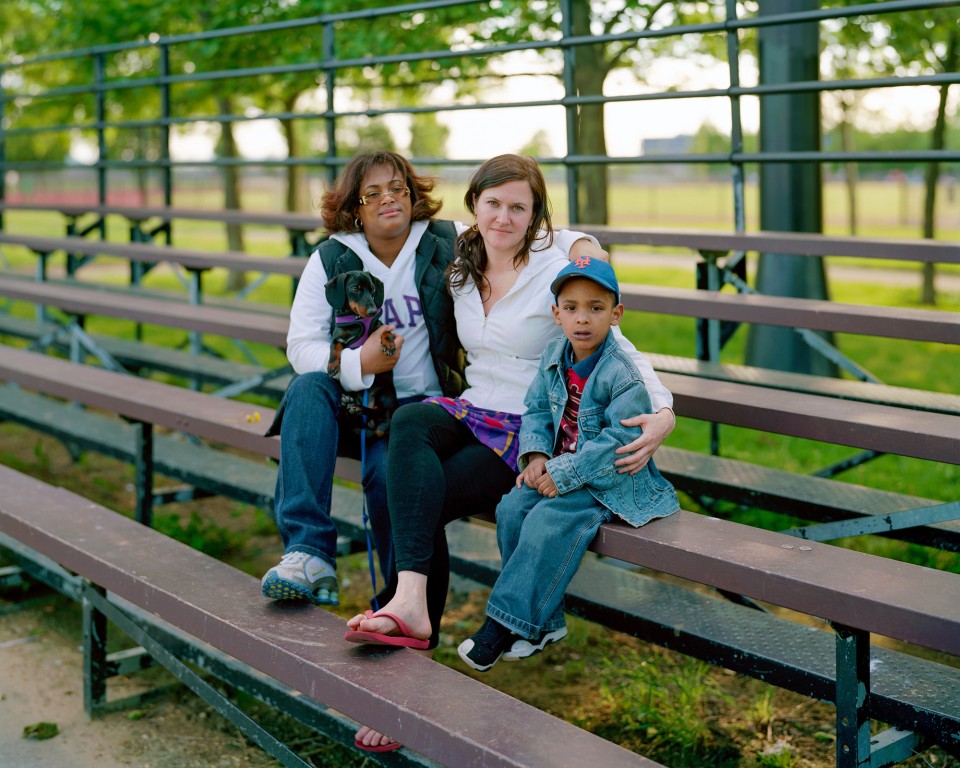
[{"x1": 390, "y1": 402, "x2": 443, "y2": 442}]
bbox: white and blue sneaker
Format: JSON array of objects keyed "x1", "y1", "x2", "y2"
[
  {"x1": 501, "y1": 626, "x2": 567, "y2": 661},
  {"x1": 261, "y1": 551, "x2": 338, "y2": 606}
]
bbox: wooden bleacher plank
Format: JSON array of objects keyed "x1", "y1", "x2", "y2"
[
  {"x1": 654, "y1": 446, "x2": 960, "y2": 551},
  {"x1": 619, "y1": 283, "x2": 960, "y2": 344},
  {"x1": 0, "y1": 232, "x2": 306, "y2": 276},
  {"x1": 579, "y1": 225, "x2": 960, "y2": 265},
  {"x1": 0, "y1": 201, "x2": 324, "y2": 233},
  {"x1": 648, "y1": 353, "x2": 960, "y2": 416},
  {"x1": 0, "y1": 275, "x2": 288, "y2": 347},
  {"x1": 588, "y1": 511, "x2": 960, "y2": 656},
  {"x1": 661, "y1": 371, "x2": 960, "y2": 465},
  {"x1": 0, "y1": 464, "x2": 659, "y2": 768}
]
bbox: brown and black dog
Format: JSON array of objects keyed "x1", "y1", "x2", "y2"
[{"x1": 324, "y1": 269, "x2": 398, "y2": 437}]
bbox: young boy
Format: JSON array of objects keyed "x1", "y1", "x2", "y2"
[{"x1": 457, "y1": 256, "x2": 680, "y2": 672}]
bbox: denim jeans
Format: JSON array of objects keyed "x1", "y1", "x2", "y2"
[
  {"x1": 271, "y1": 371, "x2": 393, "y2": 584},
  {"x1": 487, "y1": 484, "x2": 612, "y2": 639}
]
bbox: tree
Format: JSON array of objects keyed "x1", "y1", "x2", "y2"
[{"x1": 823, "y1": 2, "x2": 959, "y2": 304}]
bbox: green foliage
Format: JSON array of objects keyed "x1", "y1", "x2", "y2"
[
  {"x1": 596, "y1": 648, "x2": 735, "y2": 764},
  {"x1": 153, "y1": 510, "x2": 240, "y2": 559},
  {"x1": 755, "y1": 741, "x2": 799, "y2": 768},
  {"x1": 31, "y1": 440, "x2": 51, "y2": 474},
  {"x1": 409, "y1": 112, "x2": 450, "y2": 159}
]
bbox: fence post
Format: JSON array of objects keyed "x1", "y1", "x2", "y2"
[
  {"x1": 94, "y1": 51, "x2": 108, "y2": 235},
  {"x1": 559, "y1": 0, "x2": 580, "y2": 225},
  {"x1": 322, "y1": 20, "x2": 337, "y2": 186}
]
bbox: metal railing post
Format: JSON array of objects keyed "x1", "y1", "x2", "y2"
[{"x1": 559, "y1": 0, "x2": 580, "y2": 224}]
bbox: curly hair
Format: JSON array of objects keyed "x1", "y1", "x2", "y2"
[
  {"x1": 319, "y1": 151, "x2": 443, "y2": 233},
  {"x1": 448, "y1": 154, "x2": 554, "y2": 295}
]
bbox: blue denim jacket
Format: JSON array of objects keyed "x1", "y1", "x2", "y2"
[{"x1": 518, "y1": 332, "x2": 680, "y2": 526}]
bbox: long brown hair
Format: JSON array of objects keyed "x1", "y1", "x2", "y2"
[
  {"x1": 320, "y1": 151, "x2": 443, "y2": 233},
  {"x1": 448, "y1": 154, "x2": 554, "y2": 294}
]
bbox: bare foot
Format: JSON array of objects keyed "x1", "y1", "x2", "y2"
[
  {"x1": 345, "y1": 607, "x2": 431, "y2": 642},
  {"x1": 345, "y1": 571, "x2": 432, "y2": 640},
  {"x1": 354, "y1": 724, "x2": 399, "y2": 750}
]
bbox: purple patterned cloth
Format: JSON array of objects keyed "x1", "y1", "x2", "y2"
[{"x1": 424, "y1": 397, "x2": 522, "y2": 473}]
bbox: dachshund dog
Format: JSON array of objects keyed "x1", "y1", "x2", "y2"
[{"x1": 324, "y1": 269, "x2": 398, "y2": 437}]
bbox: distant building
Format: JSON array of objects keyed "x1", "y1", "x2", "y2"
[
  {"x1": 641, "y1": 135, "x2": 694, "y2": 156},
  {"x1": 639, "y1": 135, "x2": 696, "y2": 181}
]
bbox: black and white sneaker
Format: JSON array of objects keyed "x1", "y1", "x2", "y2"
[
  {"x1": 457, "y1": 618, "x2": 517, "y2": 672},
  {"x1": 501, "y1": 626, "x2": 568, "y2": 661}
]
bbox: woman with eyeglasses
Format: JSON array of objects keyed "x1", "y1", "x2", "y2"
[
  {"x1": 261, "y1": 151, "x2": 604, "y2": 613},
  {"x1": 344, "y1": 154, "x2": 676, "y2": 753}
]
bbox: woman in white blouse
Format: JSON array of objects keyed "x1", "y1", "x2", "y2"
[{"x1": 346, "y1": 154, "x2": 675, "y2": 753}]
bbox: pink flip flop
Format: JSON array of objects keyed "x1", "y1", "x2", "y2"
[
  {"x1": 354, "y1": 738, "x2": 402, "y2": 753},
  {"x1": 344, "y1": 611, "x2": 430, "y2": 650}
]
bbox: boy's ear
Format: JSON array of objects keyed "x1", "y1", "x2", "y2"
[
  {"x1": 610, "y1": 303, "x2": 624, "y2": 326},
  {"x1": 551, "y1": 303, "x2": 562, "y2": 325}
]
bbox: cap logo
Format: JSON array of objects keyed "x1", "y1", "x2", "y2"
[{"x1": 574, "y1": 256, "x2": 591, "y2": 269}]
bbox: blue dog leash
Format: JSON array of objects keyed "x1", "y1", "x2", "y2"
[{"x1": 360, "y1": 389, "x2": 381, "y2": 610}]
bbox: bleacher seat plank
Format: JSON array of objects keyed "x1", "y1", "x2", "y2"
[
  {"x1": 0, "y1": 275, "x2": 288, "y2": 347},
  {"x1": 648, "y1": 353, "x2": 960, "y2": 416},
  {"x1": 0, "y1": 345, "x2": 280, "y2": 458},
  {"x1": 589, "y1": 511, "x2": 960, "y2": 656},
  {"x1": 0, "y1": 201, "x2": 324, "y2": 233},
  {"x1": 579, "y1": 225, "x2": 960, "y2": 265},
  {"x1": 0, "y1": 233, "x2": 306, "y2": 276},
  {"x1": 654, "y1": 446, "x2": 960, "y2": 551},
  {"x1": 619, "y1": 284, "x2": 960, "y2": 344},
  {"x1": 0, "y1": 383, "x2": 278, "y2": 509},
  {"x1": 0, "y1": 464, "x2": 659, "y2": 768},
  {"x1": 661, "y1": 372, "x2": 960, "y2": 464}
]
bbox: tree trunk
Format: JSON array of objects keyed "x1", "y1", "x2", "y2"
[
  {"x1": 839, "y1": 97, "x2": 858, "y2": 235},
  {"x1": 217, "y1": 96, "x2": 246, "y2": 291},
  {"x1": 919, "y1": 29, "x2": 956, "y2": 305},
  {"x1": 281, "y1": 90, "x2": 305, "y2": 213},
  {"x1": 570, "y1": 2, "x2": 609, "y2": 226},
  {"x1": 282, "y1": 116, "x2": 304, "y2": 213}
]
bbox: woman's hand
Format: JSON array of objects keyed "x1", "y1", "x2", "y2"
[
  {"x1": 359, "y1": 324, "x2": 404, "y2": 375},
  {"x1": 614, "y1": 408, "x2": 676, "y2": 474},
  {"x1": 569, "y1": 237, "x2": 609, "y2": 263}
]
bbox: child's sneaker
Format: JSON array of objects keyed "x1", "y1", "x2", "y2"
[
  {"x1": 501, "y1": 626, "x2": 567, "y2": 661},
  {"x1": 261, "y1": 551, "x2": 339, "y2": 605},
  {"x1": 457, "y1": 618, "x2": 517, "y2": 672}
]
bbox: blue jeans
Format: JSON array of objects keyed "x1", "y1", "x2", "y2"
[
  {"x1": 487, "y1": 484, "x2": 612, "y2": 639},
  {"x1": 271, "y1": 371, "x2": 393, "y2": 585}
]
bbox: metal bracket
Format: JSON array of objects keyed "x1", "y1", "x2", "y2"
[
  {"x1": 80, "y1": 580, "x2": 316, "y2": 768},
  {"x1": 785, "y1": 501, "x2": 960, "y2": 543}
]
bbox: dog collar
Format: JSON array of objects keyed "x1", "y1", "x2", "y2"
[{"x1": 335, "y1": 309, "x2": 382, "y2": 350}]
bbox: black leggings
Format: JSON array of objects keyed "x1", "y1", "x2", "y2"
[{"x1": 384, "y1": 402, "x2": 516, "y2": 648}]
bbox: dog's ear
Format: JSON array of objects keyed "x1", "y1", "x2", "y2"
[
  {"x1": 369, "y1": 274, "x2": 385, "y2": 307},
  {"x1": 324, "y1": 273, "x2": 349, "y2": 311}
]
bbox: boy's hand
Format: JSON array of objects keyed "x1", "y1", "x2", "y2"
[
  {"x1": 536, "y1": 471, "x2": 559, "y2": 498},
  {"x1": 615, "y1": 408, "x2": 675, "y2": 474},
  {"x1": 517, "y1": 453, "x2": 550, "y2": 488}
]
